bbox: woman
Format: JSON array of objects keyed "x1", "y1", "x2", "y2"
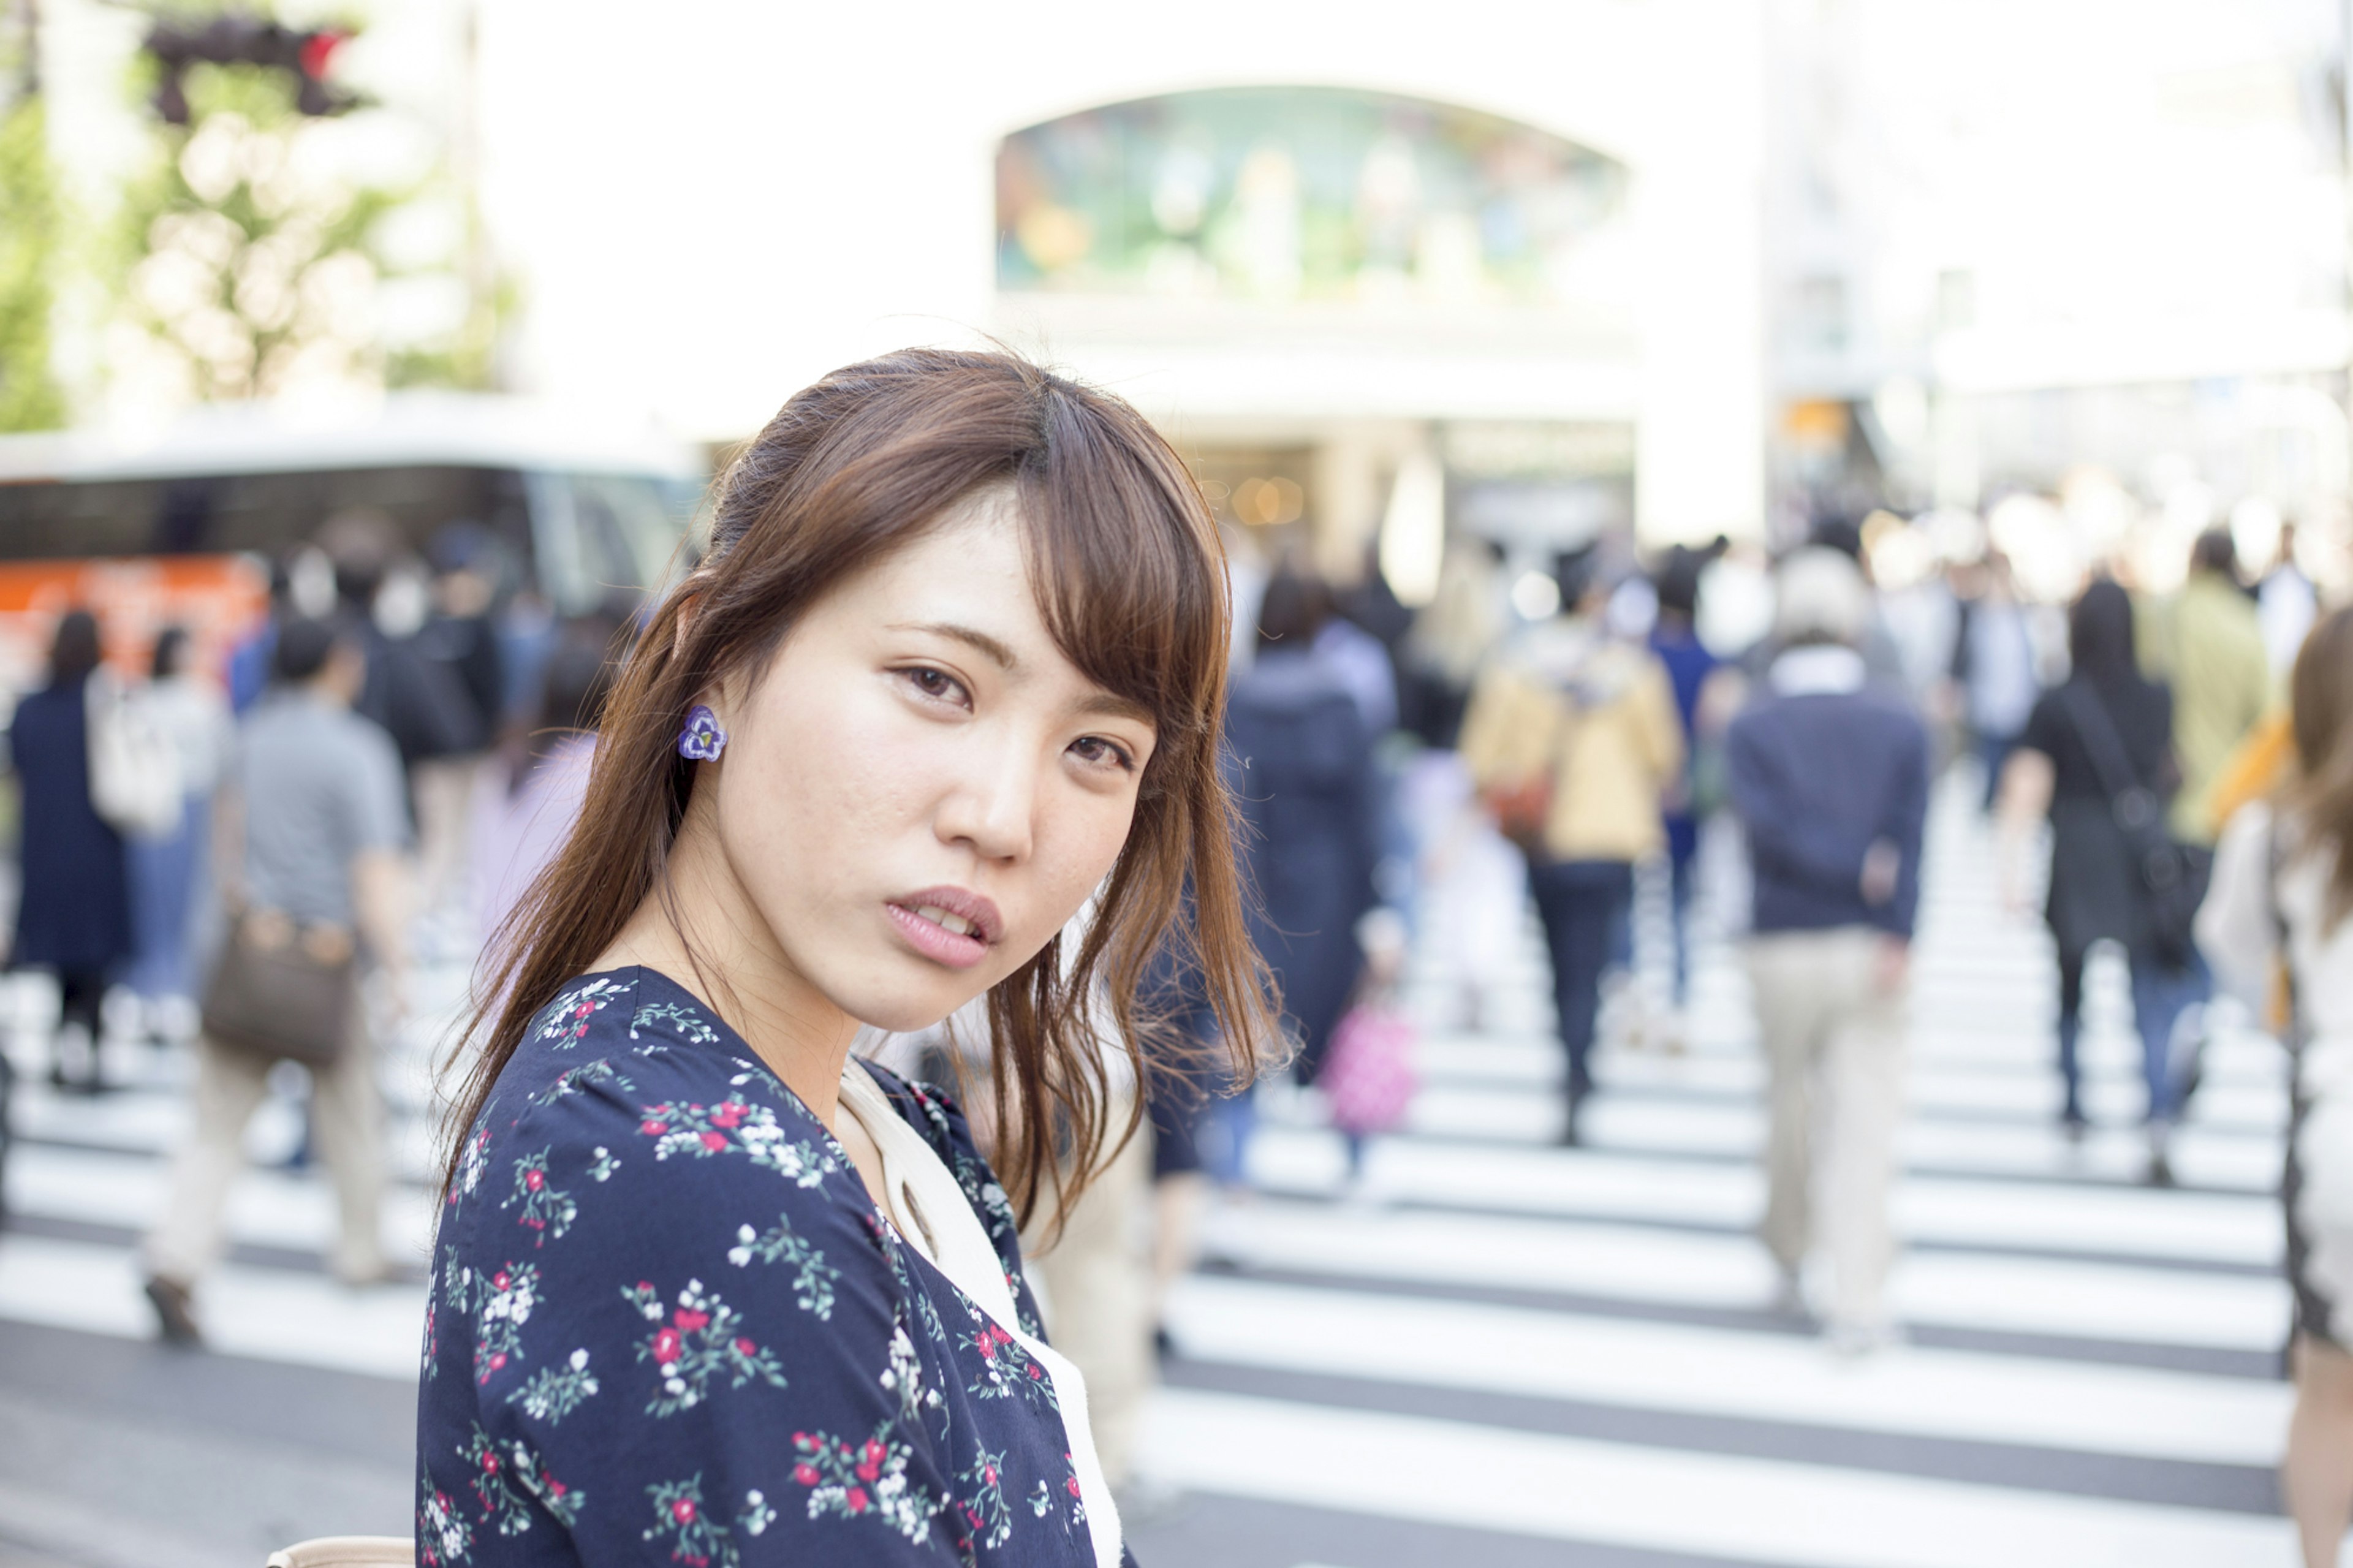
[
  {"x1": 10, "y1": 610, "x2": 134, "y2": 1092},
  {"x1": 126, "y1": 626, "x2": 233, "y2": 1029},
  {"x1": 1998, "y1": 577, "x2": 2202, "y2": 1181},
  {"x1": 422, "y1": 350, "x2": 1273, "y2": 1568},
  {"x1": 1224, "y1": 567, "x2": 1381, "y2": 1085},
  {"x1": 2196, "y1": 607, "x2": 2353, "y2": 1568}
]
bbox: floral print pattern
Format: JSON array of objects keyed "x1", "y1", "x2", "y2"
[
  {"x1": 419, "y1": 967, "x2": 1105, "y2": 1567},
  {"x1": 790, "y1": 1425, "x2": 940, "y2": 1542},
  {"x1": 623, "y1": 1278, "x2": 790, "y2": 1415},
  {"x1": 726, "y1": 1212, "x2": 843, "y2": 1319},
  {"x1": 538, "y1": 975, "x2": 634, "y2": 1049},
  {"x1": 503, "y1": 1149, "x2": 577, "y2": 1244}
]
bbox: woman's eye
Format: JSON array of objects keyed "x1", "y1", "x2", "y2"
[
  {"x1": 1069, "y1": 735, "x2": 1136, "y2": 773},
  {"x1": 901, "y1": 667, "x2": 969, "y2": 706}
]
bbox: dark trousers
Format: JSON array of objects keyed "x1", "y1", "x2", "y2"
[
  {"x1": 2055, "y1": 944, "x2": 2209, "y2": 1124},
  {"x1": 1528, "y1": 858, "x2": 1635, "y2": 1100},
  {"x1": 1664, "y1": 816, "x2": 1701, "y2": 1004}
]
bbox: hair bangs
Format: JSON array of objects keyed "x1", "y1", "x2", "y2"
[{"x1": 1016, "y1": 385, "x2": 1229, "y2": 784}]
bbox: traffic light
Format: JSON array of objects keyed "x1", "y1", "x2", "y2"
[{"x1": 142, "y1": 14, "x2": 357, "y2": 126}]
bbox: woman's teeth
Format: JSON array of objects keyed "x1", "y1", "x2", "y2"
[{"x1": 913, "y1": 906, "x2": 975, "y2": 938}]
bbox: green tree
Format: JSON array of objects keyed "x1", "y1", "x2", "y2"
[
  {"x1": 115, "y1": 15, "x2": 506, "y2": 401},
  {"x1": 0, "y1": 89, "x2": 67, "y2": 431}
]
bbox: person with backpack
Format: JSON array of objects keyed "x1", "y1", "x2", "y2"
[
  {"x1": 1461, "y1": 546, "x2": 1682, "y2": 1143},
  {"x1": 2196, "y1": 605, "x2": 2353, "y2": 1568},
  {"x1": 1998, "y1": 577, "x2": 2205, "y2": 1183}
]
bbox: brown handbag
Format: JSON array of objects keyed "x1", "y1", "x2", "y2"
[{"x1": 200, "y1": 907, "x2": 360, "y2": 1066}]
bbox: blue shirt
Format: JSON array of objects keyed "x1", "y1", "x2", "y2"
[{"x1": 417, "y1": 968, "x2": 1113, "y2": 1568}]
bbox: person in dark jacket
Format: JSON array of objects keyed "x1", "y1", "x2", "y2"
[
  {"x1": 10, "y1": 611, "x2": 135, "y2": 1092},
  {"x1": 314, "y1": 509, "x2": 476, "y2": 769},
  {"x1": 1227, "y1": 569, "x2": 1382, "y2": 1085},
  {"x1": 1727, "y1": 548, "x2": 1931, "y2": 1355},
  {"x1": 1998, "y1": 576, "x2": 2202, "y2": 1183}
]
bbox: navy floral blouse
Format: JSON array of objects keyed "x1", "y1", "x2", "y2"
[{"x1": 416, "y1": 967, "x2": 1117, "y2": 1567}]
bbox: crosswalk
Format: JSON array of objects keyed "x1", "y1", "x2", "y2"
[
  {"x1": 1137, "y1": 777, "x2": 2316, "y2": 1564},
  {"x1": 0, "y1": 774, "x2": 2322, "y2": 1565}
]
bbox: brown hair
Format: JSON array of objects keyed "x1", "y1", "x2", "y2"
[
  {"x1": 442, "y1": 348, "x2": 1277, "y2": 1224},
  {"x1": 2288, "y1": 605, "x2": 2353, "y2": 932}
]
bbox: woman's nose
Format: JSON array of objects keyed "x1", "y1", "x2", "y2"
[{"x1": 935, "y1": 743, "x2": 1037, "y2": 863}]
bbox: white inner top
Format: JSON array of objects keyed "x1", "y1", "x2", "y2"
[{"x1": 835, "y1": 1061, "x2": 1123, "y2": 1567}]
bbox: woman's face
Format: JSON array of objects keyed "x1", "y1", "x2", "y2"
[{"x1": 703, "y1": 491, "x2": 1158, "y2": 1033}]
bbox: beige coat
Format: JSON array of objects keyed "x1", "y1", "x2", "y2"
[{"x1": 1460, "y1": 626, "x2": 1684, "y2": 863}]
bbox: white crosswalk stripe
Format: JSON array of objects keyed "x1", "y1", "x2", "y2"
[
  {"x1": 1131, "y1": 778, "x2": 2314, "y2": 1562},
  {"x1": 0, "y1": 775, "x2": 2319, "y2": 1564}
]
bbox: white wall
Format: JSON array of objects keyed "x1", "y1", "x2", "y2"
[
  {"x1": 472, "y1": 0, "x2": 1770, "y2": 538},
  {"x1": 37, "y1": 0, "x2": 1772, "y2": 539}
]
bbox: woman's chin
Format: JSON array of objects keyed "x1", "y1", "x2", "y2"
[{"x1": 838, "y1": 966, "x2": 994, "y2": 1037}]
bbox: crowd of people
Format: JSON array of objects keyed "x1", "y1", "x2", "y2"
[
  {"x1": 0, "y1": 509, "x2": 635, "y2": 1335},
  {"x1": 0, "y1": 456, "x2": 2347, "y2": 1555}
]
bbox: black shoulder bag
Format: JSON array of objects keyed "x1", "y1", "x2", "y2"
[{"x1": 2058, "y1": 681, "x2": 2209, "y2": 969}]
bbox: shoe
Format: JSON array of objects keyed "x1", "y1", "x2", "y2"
[
  {"x1": 1557, "y1": 1088, "x2": 1586, "y2": 1147},
  {"x1": 1771, "y1": 1266, "x2": 1808, "y2": 1319},
  {"x1": 2143, "y1": 1119, "x2": 2177, "y2": 1188},
  {"x1": 2061, "y1": 1108, "x2": 2089, "y2": 1143},
  {"x1": 1825, "y1": 1318, "x2": 1900, "y2": 1358},
  {"x1": 143, "y1": 1275, "x2": 203, "y2": 1347}
]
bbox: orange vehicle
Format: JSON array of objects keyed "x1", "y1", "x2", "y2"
[{"x1": 0, "y1": 393, "x2": 707, "y2": 705}]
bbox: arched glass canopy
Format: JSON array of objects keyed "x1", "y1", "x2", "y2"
[{"x1": 996, "y1": 86, "x2": 1630, "y2": 308}]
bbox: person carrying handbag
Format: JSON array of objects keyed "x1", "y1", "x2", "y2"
[
  {"x1": 141, "y1": 616, "x2": 413, "y2": 1345},
  {"x1": 1998, "y1": 577, "x2": 2206, "y2": 1184}
]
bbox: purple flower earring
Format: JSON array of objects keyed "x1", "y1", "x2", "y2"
[{"x1": 678, "y1": 704, "x2": 728, "y2": 762}]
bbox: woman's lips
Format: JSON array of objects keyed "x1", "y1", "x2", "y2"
[{"x1": 885, "y1": 885, "x2": 1002, "y2": 970}]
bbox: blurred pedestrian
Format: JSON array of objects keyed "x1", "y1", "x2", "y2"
[
  {"x1": 9, "y1": 611, "x2": 135, "y2": 1092},
  {"x1": 1227, "y1": 567, "x2": 1382, "y2": 1085},
  {"x1": 1649, "y1": 544, "x2": 1732, "y2": 1025},
  {"x1": 1461, "y1": 546, "x2": 1681, "y2": 1142},
  {"x1": 2260, "y1": 520, "x2": 2319, "y2": 681},
  {"x1": 314, "y1": 509, "x2": 478, "y2": 774},
  {"x1": 1727, "y1": 547, "x2": 1930, "y2": 1354},
  {"x1": 1998, "y1": 578, "x2": 2202, "y2": 1180},
  {"x1": 1319, "y1": 906, "x2": 1417, "y2": 1192},
  {"x1": 1398, "y1": 537, "x2": 1505, "y2": 750},
  {"x1": 124, "y1": 626, "x2": 233, "y2": 1037},
  {"x1": 1397, "y1": 540, "x2": 1518, "y2": 1028},
  {"x1": 142, "y1": 618, "x2": 411, "y2": 1344},
  {"x1": 2195, "y1": 605, "x2": 2353, "y2": 1568},
  {"x1": 411, "y1": 523, "x2": 509, "y2": 929},
  {"x1": 1950, "y1": 552, "x2": 2043, "y2": 811},
  {"x1": 2142, "y1": 527, "x2": 2270, "y2": 844},
  {"x1": 471, "y1": 618, "x2": 619, "y2": 956}
]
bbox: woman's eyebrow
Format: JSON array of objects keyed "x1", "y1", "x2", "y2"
[
  {"x1": 889, "y1": 620, "x2": 1018, "y2": 670},
  {"x1": 1077, "y1": 691, "x2": 1156, "y2": 727}
]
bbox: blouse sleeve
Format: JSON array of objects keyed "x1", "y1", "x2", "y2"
[
  {"x1": 2196, "y1": 801, "x2": 2278, "y2": 1010},
  {"x1": 426, "y1": 1059, "x2": 969, "y2": 1568}
]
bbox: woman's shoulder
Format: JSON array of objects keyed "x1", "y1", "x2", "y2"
[{"x1": 449, "y1": 969, "x2": 879, "y2": 1247}]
